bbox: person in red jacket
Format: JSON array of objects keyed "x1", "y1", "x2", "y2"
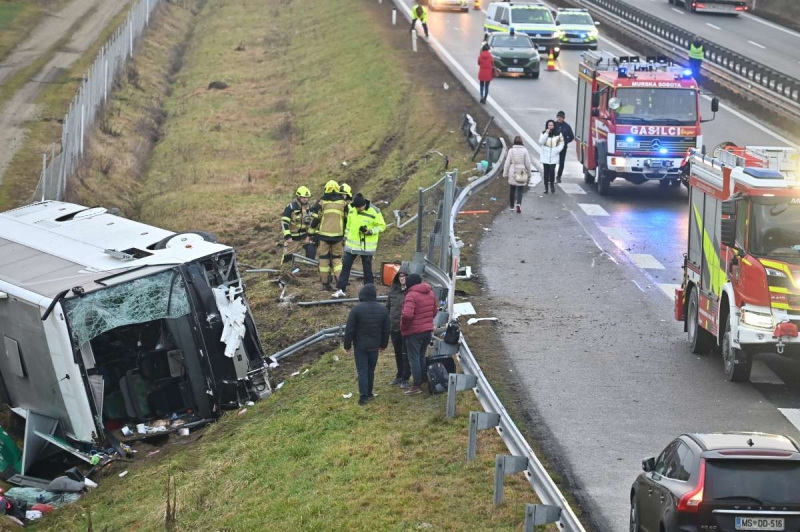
[
  {"x1": 477, "y1": 43, "x2": 494, "y2": 104},
  {"x1": 401, "y1": 273, "x2": 438, "y2": 395}
]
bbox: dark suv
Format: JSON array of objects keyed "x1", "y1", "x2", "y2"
[{"x1": 631, "y1": 433, "x2": 800, "y2": 532}]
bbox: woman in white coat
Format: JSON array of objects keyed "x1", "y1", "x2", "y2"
[
  {"x1": 539, "y1": 120, "x2": 564, "y2": 194},
  {"x1": 503, "y1": 136, "x2": 532, "y2": 213}
]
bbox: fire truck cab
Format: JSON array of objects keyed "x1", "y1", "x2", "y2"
[
  {"x1": 574, "y1": 51, "x2": 719, "y2": 195},
  {"x1": 677, "y1": 145, "x2": 800, "y2": 382}
]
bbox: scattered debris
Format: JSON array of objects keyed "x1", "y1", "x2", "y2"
[
  {"x1": 342, "y1": 161, "x2": 348, "y2": 166},
  {"x1": 332, "y1": 355, "x2": 339, "y2": 362},
  {"x1": 234, "y1": 43, "x2": 245, "y2": 51},
  {"x1": 342, "y1": 393, "x2": 353, "y2": 399},
  {"x1": 443, "y1": 82, "x2": 449, "y2": 90},
  {"x1": 301, "y1": 368, "x2": 309, "y2": 375},
  {"x1": 245, "y1": 401, "x2": 255, "y2": 407},
  {"x1": 237, "y1": 409, "x2": 247, "y2": 416},
  {"x1": 489, "y1": 196, "x2": 497, "y2": 201},
  {"x1": 178, "y1": 428, "x2": 190, "y2": 437},
  {"x1": 276, "y1": 382, "x2": 285, "y2": 390},
  {"x1": 455, "y1": 266, "x2": 472, "y2": 280},
  {"x1": 291, "y1": 371, "x2": 301, "y2": 377},
  {"x1": 207, "y1": 81, "x2": 228, "y2": 90},
  {"x1": 118, "y1": 471, "x2": 128, "y2": 478},
  {"x1": 458, "y1": 210, "x2": 490, "y2": 215},
  {"x1": 467, "y1": 317, "x2": 499, "y2": 325},
  {"x1": 147, "y1": 450, "x2": 160, "y2": 457}
]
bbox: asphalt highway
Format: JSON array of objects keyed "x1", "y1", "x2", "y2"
[
  {"x1": 392, "y1": 3, "x2": 800, "y2": 530},
  {"x1": 621, "y1": 0, "x2": 800, "y2": 79}
]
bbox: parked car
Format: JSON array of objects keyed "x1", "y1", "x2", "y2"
[
  {"x1": 486, "y1": 32, "x2": 540, "y2": 78},
  {"x1": 483, "y1": 2, "x2": 561, "y2": 58},
  {"x1": 555, "y1": 8, "x2": 598, "y2": 49},
  {"x1": 429, "y1": 0, "x2": 469, "y2": 12},
  {"x1": 631, "y1": 432, "x2": 800, "y2": 532}
]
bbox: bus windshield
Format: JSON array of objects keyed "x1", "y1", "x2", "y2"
[
  {"x1": 750, "y1": 198, "x2": 800, "y2": 259},
  {"x1": 614, "y1": 88, "x2": 698, "y2": 126}
]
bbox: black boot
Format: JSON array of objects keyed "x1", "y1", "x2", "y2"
[{"x1": 550, "y1": 181, "x2": 556, "y2": 193}]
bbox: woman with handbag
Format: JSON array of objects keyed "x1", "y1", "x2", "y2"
[
  {"x1": 477, "y1": 43, "x2": 494, "y2": 104},
  {"x1": 503, "y1": 136, "x2": 532, "y2": 213},
  {"x1": 539, "y1": 119, "x2": 564, "y2": 194}
]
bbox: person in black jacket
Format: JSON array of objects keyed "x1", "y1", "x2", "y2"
[
  {"x1": 344, "y1": 284, "x2": 391, "y2": 405},
  {"x1": 385, "y1": 265, "x2": 411, "y2": 388},
  {"x1": 554, "y1": 110, "x2": 575, "y2": 183}
]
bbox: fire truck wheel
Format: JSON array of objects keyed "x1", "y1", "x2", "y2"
[
  {"x1": 671, "y1": 178, "x2": 681, "y2": 187},
  {"x1": 583, "y1": 166, "x2": 595, "y2": 184},
  {"x1": 688, "y1": 288, "x2": 714, "y2": 354},
  {"x1": 722, "y1": 318, "x2": 752, "y2": 382},
  {"x1": 597, "y1": 167, "x2": 611, "y2": 195}
]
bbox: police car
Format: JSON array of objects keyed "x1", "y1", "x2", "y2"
[
  {"x1": 555, "y1": 8, "x2": 598, "y2": 49},
  {"x1": 484, "y1": 2, "x2": 561, "y2": 58},
  {"x1": 429, "y1": 0, "x2": 469, "y2": 12}
]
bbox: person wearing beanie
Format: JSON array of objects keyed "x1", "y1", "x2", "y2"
[
  {"x1": 386, "y1": 264, "x2": 411, "y2": 388},
  {"x1": 343, "y1": 284, "x2": 390, "y2": 405},
  {"x1": 554, "y1": 111, "x2": 574, "y2": 183},
  {"x1": 400, "y1": 273, "x2": 437, "y2": 395},
  {"x1": 332, "y1": 192, "x2": 386, "y2": 298}
]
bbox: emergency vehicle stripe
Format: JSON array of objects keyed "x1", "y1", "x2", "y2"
[
  {"x1": 760, "y1": 259, "x2": 799, "y2": 288},
  {"x1": 692, "y1": 204, "x2": 726, "y2": 296}
]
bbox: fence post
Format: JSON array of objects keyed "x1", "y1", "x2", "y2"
[
  {"x1": 129, "y1": 14, "x2": 133, "y2": 58},
  {"x1": 79, "y1": 102, "x2": 85, "y2": 156},
  {"x1": 494, "y1": 455, "x2": 529, "y2": 506},
  {"x1": 41, "y1": 153, "x2": 47, "y2": 202},
  {"x1": 392, "y1": 8, "x2": 397, "y2": 25},
  {"x1": 104, "y1": 47, "x2": 109, "y2": 102},
  {"x1": 467, "y1": 411, "x2": 500, "y2": 461},
  {"x1": 415, "y1": 187, "x2": 424, "y2": 253},
  {"x1": 412, "y1": 30, "x2": 418, "y2": 53},
  {"x1": 146, "y1": 0, "x2": 150, "y2": 25}
]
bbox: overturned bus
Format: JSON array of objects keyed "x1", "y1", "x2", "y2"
[{"x1": 0, "y1": 201, "x2": 270, "y2": 474}]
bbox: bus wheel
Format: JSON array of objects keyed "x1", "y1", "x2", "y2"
[
  {"x1": 722, "y1": 318, "x2": 752, "y2": 382},
  {"x1": 688, "y1": 287, "x2": 714, "y2": 354},
  {"x1": 583, "y1": 166, "x2": 595, "y2": 184}
]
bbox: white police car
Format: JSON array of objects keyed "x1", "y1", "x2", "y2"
[
  {"x1": 484, "y1": 2, "x2": 561, "y2": 58},
  {"x1": 555, "y1": 8, "x2": 598, "y2": 49}
]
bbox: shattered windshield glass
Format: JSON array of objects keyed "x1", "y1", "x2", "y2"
[{"x1": 63, "y1": 270, "x2": 192, "y2": 347}]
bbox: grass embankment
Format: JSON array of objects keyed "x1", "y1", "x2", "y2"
[{"x1": 26, "y1": 0, "x2": 542, "y2": 529}]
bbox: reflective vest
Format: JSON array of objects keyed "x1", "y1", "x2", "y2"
[
  {"x1": 317, "y1": 199, "x2": 346, "y2": 240},
  {"x1": 688, "y1": 43, "x2": 704, "y2": 61},
  {"x1": 344, "y1": 203, "x2": 386, "y2": 255},
  {"x1": 281, "y1": 200, "x2": 314, "y2": 239},
  {"x1": 412, "y1": 5, "x2": 427, "y2": 23}
]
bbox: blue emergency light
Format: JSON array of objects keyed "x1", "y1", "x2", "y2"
[
  {"x1": 660, "y1": 148, "x2": 668, "y2": 155},
  {"x1": 683, "y1": 68, "x2": 693, "y2": 77},
  {"x1": 618, "y1": 67, "x2": 628, "y2": 78},
  {"x1": 626, "y1": 137, "x2": 634, "y2": 143}
]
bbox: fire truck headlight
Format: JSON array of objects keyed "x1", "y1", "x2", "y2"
[
  {"x1": 765, "y1": 267, "x2": 787, "y2": 278},
  {"x1": 610, "y1": 157, "x2": 626, "y2": 167},
  {"x1": 741, "y1": 309, "x2": 774, "y2": 330}
]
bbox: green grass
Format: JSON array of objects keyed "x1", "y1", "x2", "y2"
[{"x1": 32, "y1": 353, "x2": 535, "y2": 531}]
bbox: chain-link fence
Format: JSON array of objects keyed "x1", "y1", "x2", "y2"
[{"x1": 29, "y1": 0, "x2": 163, "y2": 203}]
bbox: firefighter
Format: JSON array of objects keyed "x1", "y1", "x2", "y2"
[
  {"x1": 410, "y1": 3, "x2": 429, "y2": 39},
  {"x1": 339, "y1": 182, "x2": 353, "y2": 204},
  {"x1": 281, "y1": 186, "x2": 316, "y2": 264},
  {"x1": 311, "y1": 180, "x2": 347, "y2": 291},
  {"x1": 688, "y1": 37, "x2": 704, "y2": 85},
  {"x1": 332, "y1": 193, "x2": 386, "y2": 298}
]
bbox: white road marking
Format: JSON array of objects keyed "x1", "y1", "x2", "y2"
[
  {"x1": 577, "y1": 203, "x2": 609, "y2": 216},
  {"x1": 778, "y1": 408, "x2": 800, "y2": 433},
  {"x1": 671, "y1": 8, "x2": 685, "y2": 15},
  {"x1": 558, "y1": 182, "x2": 586, "y2": 194},
  {"x1": 658, "y1": 283, "x2": 680, "y2": 300},
  {"x1": 629, "y1": 253, "x2": 665, "y2": 270},
  {"x1": 558, "y1": 69, "x2": 578, "y2": 82},
  {"x1": 743, "y1": 12, "x2": 800, "y2": 39},
  {"x1": 749, "y1": 360, "x2": 785, "y2": 385},
  {"x1": 631, "y1": 280, "x2": 646, "y2": 292},
  {"x1": 748, "y1": 40, "x2": 767, "y2": 49},
  {"x1": 705, "y1": 23, "x2": 721, "y2": 30}
]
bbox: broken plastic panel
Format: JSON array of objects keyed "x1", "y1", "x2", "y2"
[
  {"x1": 63, "y1": 270, "x2": 191, "y2": 347},
  {"x1": 211, "y1": 287, "x2": 247, "y2": 358}
]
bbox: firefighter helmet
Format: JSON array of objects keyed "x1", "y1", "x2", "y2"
[
  {"x1": 339, "y1": 183, "x2": 352, "y2": 199},
  {"x1": 324, "y1": 180, "x2": 340, "y2": 194},
  {"x1": 295, "y1": 185, "x2": 311, "y2": 198}
]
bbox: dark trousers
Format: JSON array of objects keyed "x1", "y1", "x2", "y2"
[
  {"x1": 390, "y1": 330, "x2": 410, "y2": 380},
  {"x1": 337, "y1": 252, "x2": 374, "y2": 290},
  {"x1": 509, "y1": 185, "x2": 523, "y2": 207},
  {"x1": 410, "y1": 19, "x2": 429, "y2": 37},
  {"x1": 479, "y1": 81, "x2": 490, "y2": 101},
  {"x1": 556, "y1": 145, "x2": 569, "y2": 179},
  {"x1": 689, "y1": 58, "x2": 702, "y2": 85},
  {"x1": 354, "y1": 348, "x2": 379, "y2": 400},
  {"x1": 405, "y1": 331, "x2": 432, "y2": 387},
  {"x1": 543, "y1": 163, "x2": 556, "y2": 189}
]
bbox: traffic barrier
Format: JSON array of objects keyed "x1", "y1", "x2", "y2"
[{"x1": 474, "y1": 0, "x2": 481, "y2": 9}]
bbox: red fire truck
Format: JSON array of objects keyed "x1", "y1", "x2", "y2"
[
  {"x1": 676, "y1": 145, "x2": 800, "y2": 382},
  {"x1": 574, "y1": 51, "x2": 719, "y2": 195}
]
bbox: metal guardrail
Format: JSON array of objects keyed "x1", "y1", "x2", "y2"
[
  {"x1": 270, "y1": 325, "x2": 345, "y2": 362},
  {"x1": 572, "y1": 0, "x2": 800, "y2": 118},
  {"x1": 444, "y1": 139, "x2": 586, "y2": 532}
]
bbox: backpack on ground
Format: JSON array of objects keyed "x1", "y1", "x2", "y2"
[
  {"x1": 426, "y1": 362, "x2": 449, "y2": 395},
  {"x1": 444, "y1": 321, "x2": 461, "y2": 345}
]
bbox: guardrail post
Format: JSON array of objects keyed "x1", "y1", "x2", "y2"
[
  {"x1": 524, "y1": 504, "x2": 563, "y2": 530},
  {"x1": 412, "y1": 30, "x2": 418, "y2": 53},
  {"x1": 494, "y1": 455, "x2": 528, "y2": 506},
  {"x1": 467, "y1": 411, "x2": 500, "y2": 461},
  {"x1": 446, "y1": 373, "x2": 477, "y2": 418},
  {"x1": 439, "y1": 170, "x2": 456, "y2": 272},
  {"x1": 392, "y1": 8, "x2": 397, "y2": 25}
]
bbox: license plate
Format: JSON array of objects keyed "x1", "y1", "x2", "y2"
[
  {"x1": 735, "y1": 517, "x2": 785, "y2": 531},
  {"x1": 537, "y1": 45, "x2": 546, "y2": 51},
  {"x1": 618, "y1": 142, "x2": 640, "y2": 149},
  {"x1": 647, "y1": 160, "x2": 674, "y2": 168},
  {"x1": 507, "y1": 67, "x2": 524, "y2": 72},
  {"x1": 569, "y1": 38, "x2": 584, "y2": 43}
]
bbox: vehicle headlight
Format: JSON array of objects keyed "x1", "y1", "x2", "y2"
[
  {"x1": 553, "y1": 30, "x2": 563, "y2": 38},
  {"x1": 589, "y1": 29, "x2": 599, "y2": 37},
  {"x1": 741, "y1": 309, "x2": 774, "y2": 329},
  {"x1": 765, "y1": 267, "x2": 787, "y2": 277}
]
